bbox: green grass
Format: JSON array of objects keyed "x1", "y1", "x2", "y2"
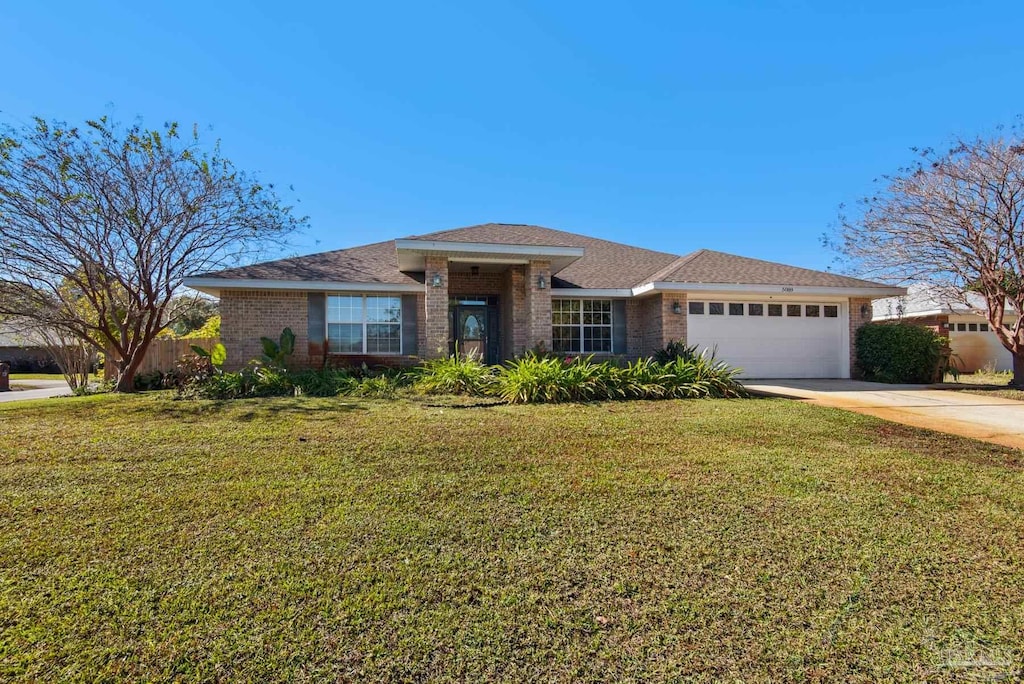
[
  {"x1": 1, "y1": 394, "x2": 1023, "y2": 681},
  {"x1": 941, "y1": 370, "x2": 1024, "y2": 402},
  {"x1": 943, "y1": 370, "x2": 1013, "y2": 386},
  {"x1": 8, "y1": 373, "x2": 100, "y2": 382},
  {"x1": 957, "y1": 387, "x2": 1024, "y2": 402}
]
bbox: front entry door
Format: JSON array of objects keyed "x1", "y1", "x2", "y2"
[{"x1": 455, "y1": 305, "x2": 488, "y2": 361}]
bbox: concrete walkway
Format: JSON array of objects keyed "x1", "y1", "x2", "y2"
[
  {"x1": 0, "y1": 379, "x2": 72, "y2": 403},
  {"x1": 744, "y1": 379, "x2": 1024, "y2": 450}
]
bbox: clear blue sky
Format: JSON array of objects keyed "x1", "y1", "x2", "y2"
[{"x1": 3, "y1": 1, "x2": 1022, "y2": 271}]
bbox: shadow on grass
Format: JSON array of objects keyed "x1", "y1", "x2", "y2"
[{"x1": 114, "y1": 395, "x2": 369, "y2": 422}]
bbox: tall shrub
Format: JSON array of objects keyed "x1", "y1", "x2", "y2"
[{"x1": 855, "y1": 323, "x2": 947, "y2": 383}]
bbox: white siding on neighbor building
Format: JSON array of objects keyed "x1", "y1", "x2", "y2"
[{"x1": 687, "y1": 298, "x2": 848, "y2": 379}]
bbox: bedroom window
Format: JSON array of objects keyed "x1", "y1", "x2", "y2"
[
  {"x1": 327, "y1": 295, "x2": 402, "y2": 354},
  {"x1": 552, "y1": 299, "x2": 612, "y2": 353}
]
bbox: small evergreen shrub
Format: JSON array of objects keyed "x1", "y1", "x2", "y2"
[
  {"x1": 855, "y1": 323, "x2": 947, "y2": 384},
  {"x1": 134, "y1": 370, "x2": 165, "y2": 391}
]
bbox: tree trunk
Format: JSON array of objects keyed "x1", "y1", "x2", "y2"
[
  {"x1": 1013, "y1": 352, "x2": 1024, "y2": 389},
  {"x1": 113, "y1": 351, "x2": 146, "y2": 393}
]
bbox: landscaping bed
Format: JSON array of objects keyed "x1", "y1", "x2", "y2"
[{"x1": 1, "y1": 395, "x2": 1022, "y2": 680}]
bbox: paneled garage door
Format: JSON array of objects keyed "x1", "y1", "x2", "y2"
[{"x1": 687, "y1": 300, "x2": 846, "y2": 378}]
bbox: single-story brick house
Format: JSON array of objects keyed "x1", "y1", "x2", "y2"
[
  {"x1": 873, "y1": 285, "x2": 1019, "y2": 373},
  {"x1": 0, "y1": 324, "x2": 58, "y2": 373},
  {"x1": 184, "y1": 223, "x2": 905, "y2": 378}
]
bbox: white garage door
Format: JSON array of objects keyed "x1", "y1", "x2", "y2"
[{"x1": 687, "y1": 300, "x2": 846, "y2": 378}]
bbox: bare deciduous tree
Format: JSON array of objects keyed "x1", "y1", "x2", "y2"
[
  {"x1": 835, "y1": 128, "x2": 1024, "y2": 386},
  {"x1": 34, "y1": 323, "x2": 95, "y2": 393},
  {"x1": 0, "y1": 116, "x2": 305, "y2": 391}
]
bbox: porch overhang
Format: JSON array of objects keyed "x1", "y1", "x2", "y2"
[{"x1": 394, "y1": 239, "x2": 584, "y2": 273}]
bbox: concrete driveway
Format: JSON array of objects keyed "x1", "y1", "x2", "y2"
[
  {"x1": 0, "y1": 379, "x2": 71, "y2": 403},
  {"x1": 744, "y1": 379, "x2": 1024, "y2": 450}
]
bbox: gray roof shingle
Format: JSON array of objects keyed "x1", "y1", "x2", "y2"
[
  {"x1": 194, "y1": 224, "x2": 893, "y2": 291},
  {"x1": 653, "y1": 249, "x2": 896, "y2": 289}
]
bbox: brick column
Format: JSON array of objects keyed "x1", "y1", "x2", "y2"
[
  {"x1": 525, "y1": 260, "x2": 552, "y2": 354},
  {"x1": 626, "y1": 299, "x2": 644, "y2": 358},
  {"x1": 424, "y1": 256, "x2": 450, "y2": 359},
  {"x1": 661, "y1": 293, "x2": 687, "y2": 348},
  {"x1": 508, "y1": 266, "x2": 527, "y2": 356},
  {"x1": 848, "y1": 297, "x2": 872, "y2": 378}
]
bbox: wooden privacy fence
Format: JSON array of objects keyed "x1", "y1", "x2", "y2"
[{"x1": 105, "y1": 337, "x2": 222, "y2": 379}]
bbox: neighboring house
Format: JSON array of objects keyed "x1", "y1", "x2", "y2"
[
  {"x1": 0, "y1": 324, "x2": 58, "y2": 373},
  {"x1": 183, "y1": 223, "x2": 905, "y2": 379},
  {"x1": 873, "y1": 284, "x2": 1018, "y2": 373}
]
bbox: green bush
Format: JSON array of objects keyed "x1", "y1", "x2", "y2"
[
  {"x1": 855, "y1": 323, "x2": 947, "y2": 384},
  {"x1": 134, "y1": 370, "x2": 165, "y2": 391},
  {"x1": 653, "y1": 340, "x2": 701, "y2": 365},
  {"x1": 290, "y1": 368, "x2": 357, "y2": 397},
  {"x1": 173, "y1": 344, "x2": 746, "y2": 404},
  {"x1": 493, "y1": 353, "x2": 746, "y2": 404},
  {"x1": 415, "y1": 354, "x2": 495, "y2": 396},
  {"x1": 351, "y1": 375, "x2": 403, "y2": 398}
]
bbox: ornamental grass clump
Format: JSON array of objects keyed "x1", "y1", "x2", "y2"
[
  {"x1": 414, "y1": 352, "x2": 496, "y2": 396},
  {"x1": 494, "y1": 354, "x2": 578, "y2": 404},
  {"x1": 494, "y1": 350, "x2": 745, "y2": 404}
]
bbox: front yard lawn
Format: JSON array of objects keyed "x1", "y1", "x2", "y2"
[
  {"x1": 942, "y1": 371, "x2": 1024, "y2": 402},
  {"x1": 1, "y1": 395, "x2": 1022, "y2": 680}
]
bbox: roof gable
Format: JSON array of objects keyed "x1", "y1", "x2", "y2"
[
  {"x1": 407, "y1": 223, "x2": 680, "y2": 289},
  {"x1": 655, "y1": 249, "x2": 896, "y2": 289}
]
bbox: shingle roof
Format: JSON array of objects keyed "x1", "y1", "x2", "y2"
[
  {"x1": 652, "y1": 249, "x2": 896, "y2": 289},
  {"x1": 407, "y1": 223, "x2": 679, "y2": 289},
  {"x1": 195, "y1": 239, "x2": 422, "y2": 285},
  {"x1": 194, "y1": 223, "x2": 894, "y2": 291}
]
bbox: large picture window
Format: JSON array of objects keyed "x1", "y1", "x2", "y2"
[
  {"x1": 327, "y1": 295, "x2": 402, "y2": 354},
  {"x1": 552, "y1": 299, "x2": 613, "y2": 354}
]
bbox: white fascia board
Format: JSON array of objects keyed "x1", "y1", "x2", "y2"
[
  {"x1": 395, "y1": 239, "x2": 584, "y2": 258},
  {"x1": 633, "y1": 281, "x2": 907, "y2": 298},
  {"x1": 873, "y1": 308, "x2": 947, "y2": 321},
  {"x1": 550, "y1": 288, "x2": 634, "y2": 298},
  {"x1": 183, "y1": 277, "x2": 423, "y2": 297}
]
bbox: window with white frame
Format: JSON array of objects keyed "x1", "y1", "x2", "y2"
[
  {"x1": 552, "y1": 299, "x2": 613, "y2": 353},
  {"x1": 327, "y1": 294, "x2": 402, "y2": 354}
]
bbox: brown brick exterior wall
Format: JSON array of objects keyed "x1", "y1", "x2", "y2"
[
  {"x1": 424, "y1": 256, "x2": 449, "y2": 359},
  {"x1": 849, "y1": 297, "x2": 873, "y2": 378},
  {"x1": 637, "y1": 293, "x2": 687, "y2": 357},
  {"x1": 509, "y1": 266, "x2": 527, "y2": 356},
  {"x1": 525, "y1": 260, "x2": 552, "y2": 353},
  {"x1": 626, "y1": 299, "x2": 644, "y2": 357},
  {"x1": 448, "y1": 271, "x2": 506, "y2": 296},
  {"x1": 220, "y1": 290, "x2": 309, "y2": 370}
]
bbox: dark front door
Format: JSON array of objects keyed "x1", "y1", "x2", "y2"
[
  {"x1": 455, "y1": 305, "x2": 487, "y2": 361},
  {"x1": 451, "y1": 299, "x2": 500, "y2": 364}
]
